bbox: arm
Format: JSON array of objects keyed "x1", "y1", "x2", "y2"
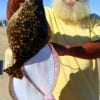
[
  {"x1": 7, "y1": 0, "x2": 24, "y2": 19},
  {"x1": 51, "y1": 40, "x2": 100, "y2": 59}
]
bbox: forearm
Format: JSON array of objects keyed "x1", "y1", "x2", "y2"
[
  {"x1": 66, "y1": 43, "x2": 100, "y2": 59},
  {"x1": 51, "y1": 41, "x2": 100, "y2": 59}
]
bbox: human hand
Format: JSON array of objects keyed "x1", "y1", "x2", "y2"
[
  {"x1": 7, "y1": 0, "x2": 25, "y2": 19},
  {"x1": 50, "y1": 42, "x2": 71, "y2": 56}
]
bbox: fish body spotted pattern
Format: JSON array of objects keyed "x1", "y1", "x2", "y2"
[{"x1": 4, "y1": 0, "x2": 49, "y2": 78}]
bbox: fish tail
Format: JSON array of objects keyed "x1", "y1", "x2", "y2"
[{"x1": 3, "y1": 62, "x2": 23, "y2": 79}]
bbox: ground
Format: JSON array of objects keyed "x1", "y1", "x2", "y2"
[{"x1": 0, "y1": 27, "x2": 11, "y2": 100}]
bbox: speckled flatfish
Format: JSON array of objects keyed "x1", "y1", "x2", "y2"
[{"x1": 4, "y1": 0, "x2": 49, "y2": 78}]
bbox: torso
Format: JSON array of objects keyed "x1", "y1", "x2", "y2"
[{"x1": 45, "y1": 7, "x2": 100, "y2": 100}]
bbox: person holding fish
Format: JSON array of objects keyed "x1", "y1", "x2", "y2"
[{"x1": 4, "y1": 0, "x2": 100, "y2": 100}]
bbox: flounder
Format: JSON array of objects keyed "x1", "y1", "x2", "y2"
[{"x1": 4, "y1": 0, "x2": 49, "y2": 78}]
